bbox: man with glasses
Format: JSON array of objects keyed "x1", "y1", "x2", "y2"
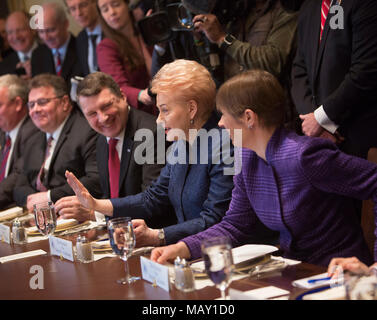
[
  {"x1": 0, "y1": 75, "x2": 39, "y2": 209},
  {"x1": 32, "y1": 2, "x2": 83, "y2": 85},
  {"x1": 54, "y1": 72, "x2": 167, "y2": 224},
  {"x1": 65, "y1": 0, "x2": 103, "y2": 76},
  {"x1": 0, "y1": 11, "x2": 40, "y2": 78},
  {"x1": 13, "y1": 74, "x2": 101, "y2": 213}
]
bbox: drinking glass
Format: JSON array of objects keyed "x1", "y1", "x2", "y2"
[
  {"x1": 201, "y1": 236, "x2": 234, "y2": 300},
  {"x1": 107, "y1": 217, "x2": 140, "y2": 284},
  {"x1": 33, "y1": 201, "x2": 57, "y2": 236}
]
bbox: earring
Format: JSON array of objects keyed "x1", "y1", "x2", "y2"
[
  {"x1": 248, "y1": 124, "x2": 253, "y2": 129},
  {"x1": 190, "y1": 119, "x2": 194, "y2": 125}
]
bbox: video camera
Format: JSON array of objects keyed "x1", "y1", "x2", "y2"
[{"x1": 137, "y1": 0, "x2": 244, "y2": 46}]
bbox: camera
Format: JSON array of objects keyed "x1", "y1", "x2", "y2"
[{"x1": 137, "y1": 1, "x2": 195, "y2": 46}]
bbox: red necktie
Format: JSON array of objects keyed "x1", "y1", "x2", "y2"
[
  {"x1": 36, "y1": 136, "x2": 53, "y2": 192},
  {"x1": 108, "y1": 138, "x2": 120, "y2": 198},
  {"x1": 320, "y1": 0, "x2": 331, "y2": 41},
  {"x1": 0, "y1": 136, "x2": 11, "y2": 182},
  {"x1": 55, "y1": 51, "x2": 62, "y2": 76}
]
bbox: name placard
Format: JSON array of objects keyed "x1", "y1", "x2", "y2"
[
  {"x1": 140, "y1": 256, "x2": 170, "y2": 292},
  {"x1": 0, "y1": 224, "x2": 11, "y2": 244},
  {"x1": 49, "y1": 235, "x2": 74, "y2": 262}
]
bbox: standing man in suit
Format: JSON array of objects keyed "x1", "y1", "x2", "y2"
[
  {"x1": 65, "y1": 0, "x2": 103, "y2": 76},
  {"x1": 0, "y1": 75, "x2": 39, "y2": 209},
  {"x1": 54, "y1": 72, "x2": 165, "y2": 222},
  {"x1": 32, "y1": 2, "x2": 83, "y2": 85},
  {"x1": 291, "y1": 0, "x2": 377, "y2": 158},
  {"x1": 13, "y1": 74, "x2": 101, "y2": 212},
  {"x1": 0, "y1": 11, "x2": 39, "y2": 78}
]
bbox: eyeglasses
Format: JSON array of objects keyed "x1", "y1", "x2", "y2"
[{"x1": 27, "y1": 96, "x2": 64, "y2": 110}]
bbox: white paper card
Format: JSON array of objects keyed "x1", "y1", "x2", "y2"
[
  {"x1": 140, "y1": 256, "x2": 170, "y2": 292},
  {"x1": 292, "y1": 272, "x2": 332, "y2": 289},
  {"x1": 0, "y1": 249, "x2": 47, "y2": 263},
  {"x1": 0, "y1": 223, "x2": 11, "y2": 244},
  {"x1": 229, "y1": 286, "x2": 289, "y2": 300},
  {"x1": 49, "y1": 235, "x2": 74, "y2": 262},
  {"x1": 191, "y1": 244, "x2": 278, "y2": 272}
]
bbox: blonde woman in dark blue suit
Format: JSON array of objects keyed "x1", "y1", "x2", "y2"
[{"x1": 66, "y1": 59, "x2": 239, "y2": 247}]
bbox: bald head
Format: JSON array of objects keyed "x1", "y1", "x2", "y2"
[
  {"x1": 5, "y1": 11, "x2": 35, "y2": 53},
  {"x1": 38, "y1": 2, "x2": 69, "y2": 49}
]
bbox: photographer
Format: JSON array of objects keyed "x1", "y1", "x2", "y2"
[{"x1": 152, "y1": 0, "x2": 298, "y2": 82}]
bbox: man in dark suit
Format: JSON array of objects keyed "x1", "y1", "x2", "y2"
[
  {"x1": 54, "y1": 72, "x2": 164, "y2": 222},
  {"x1": 0, "y1": 75, "x2": 39, "y2": 209},
  {"x1": 0, "y1": 11, "x2": 39, "y2": 78},
  {"x1": 65, "y1": 0, "x2": 103, "y2": 76},
  {"x1": 13, "y1": 74, "x2": 100, "y2": 212},
  {"x1": 291, "y1": 0, "x2": 377, "y2": 158},
  {"x1": 32, "y1": 2, "x2": 83, "y2": 85}
]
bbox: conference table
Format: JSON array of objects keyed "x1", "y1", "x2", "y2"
[{"x1": 0, "y1": 222, "x2": 326, "y2": 301}]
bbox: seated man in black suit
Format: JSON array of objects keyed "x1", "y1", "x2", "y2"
[
  {"x1": 32, "y1": 2, "x2": 83, "y2": 85},
  {"x1": 0, "y1": 74, "x2": 39, "y2": 209},
  {"x1": 13, "y1": 74, "x2": 101, "y2": 212},
  {"x1": 0, "y1": 11, "x2": 39, "y2": 78},
  {"x1": 65, "y1": 0, "x2": 103, "y2": 76},
  {"x1": 55, "y1": 72, "x2": 165, "y2": 222}
]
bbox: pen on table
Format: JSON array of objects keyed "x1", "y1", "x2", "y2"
[{"x1": 307, "y1": 276, "x2": 331, "y2": 284}]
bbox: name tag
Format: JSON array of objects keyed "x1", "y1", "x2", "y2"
[
  {"x1": 140, "y1": 256, "x2": 170, "y2": 292},
  {"x1": 0, "y1": 224, "x2": 11, "y2": 244},
  {"x1": 49, "y1": 235, "x2": 74, "y2": 262}
]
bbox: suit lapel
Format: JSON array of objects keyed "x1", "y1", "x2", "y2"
[
  {"x1": 118, "y1": 109, "x2": 136, "y2": 192},
  {"x1": 61, "y1": 37, "x2": 75, "y2": 80},
  {"x1": 97, "y1": 135, "x2": 110, "y2": 196},
  {"x1": 118, "y1": 137, "x2": 133, "y2": 193},
  {"x1": 47, "y1": 112, "x2": 74, "y2": 180}
]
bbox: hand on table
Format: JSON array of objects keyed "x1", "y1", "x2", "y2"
[
  {"x1": 54, "y1": 196, "x2": 95, "y2": 222},
  {"x1": 328, "y1": 257, "x2": 370, "y2": 277},
  {"x1": 132, "y1": 219, "x2": 159, "y2": 247},
  {"x1": 150, "y1": 241, "x2": 191, "y2": 264},
  {"x1": 26, "y1": 192, "x2": 48, "y2": 212}
]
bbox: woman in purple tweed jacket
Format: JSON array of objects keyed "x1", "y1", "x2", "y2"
[{"x1": 151, "y1": 69, "x2": 377, "y2": 267}]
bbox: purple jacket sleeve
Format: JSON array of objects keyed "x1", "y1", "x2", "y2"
[
  {"x1": 181, "y1": 172, "x2": 257, "y2": 260},
  {"x1": 298, "y1": 139, "x2": 377, "y2": 261}
]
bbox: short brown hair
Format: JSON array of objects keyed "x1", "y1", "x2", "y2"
[
  {"x1": 76, "y1": 72, "x2": 123, "y2": 100},
  {"x1": 29, "y1": 73, "x2": 69, "y2": 98},
  {"x1": 216, "y1": 70, "x2": 285, "y2": 128}
]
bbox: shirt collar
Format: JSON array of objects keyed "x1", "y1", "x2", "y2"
[
  {"x1": 47, "y1": 114, "x2": 70, "y2": 142},
  {"x1": 52, "y1": 34, "x2": 71, "y2": 61},
  {"x1": 16, "y1": 41, "x2": 38, "y2": 62},
  {"x1": 8, "y1": 115, "x2": 27, "y2": 142},
  {"x1": 86, "y1": 24, "x2": 102, "y2": 37}
]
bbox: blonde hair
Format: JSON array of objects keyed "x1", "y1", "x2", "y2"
[{"x1": 151, "y1": 59, "x2": 216, "y2": 120}]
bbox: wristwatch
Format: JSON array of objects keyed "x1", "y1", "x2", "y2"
[
  {"x1": 158, "y1": 228, "x2": 165, "y2": 246},
  {"x1": 219, "y1": 34, "x2": 236, "y2": 50}
]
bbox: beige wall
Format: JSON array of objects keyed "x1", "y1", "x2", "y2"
[{"x1": 24, "y1": 0, "x2": 81, "y2": 35}]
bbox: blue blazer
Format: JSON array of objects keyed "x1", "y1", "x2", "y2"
[{"x1": 111, "y1": 112, "x2": 235, "y2": 244}]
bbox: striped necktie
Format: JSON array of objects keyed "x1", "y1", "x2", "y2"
[
  {"x1": 320, "y1": 0, "x2": 332, "y2": 41},
  {"x1": 55, "y1": 50, "x2": 62, "y2": 76},
  {"x1": 36, "y1": 136, "x2": 53, "y2": 192},
  {"x1": 0, "y1": 136, "x2": 11, "y2": 182}
]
